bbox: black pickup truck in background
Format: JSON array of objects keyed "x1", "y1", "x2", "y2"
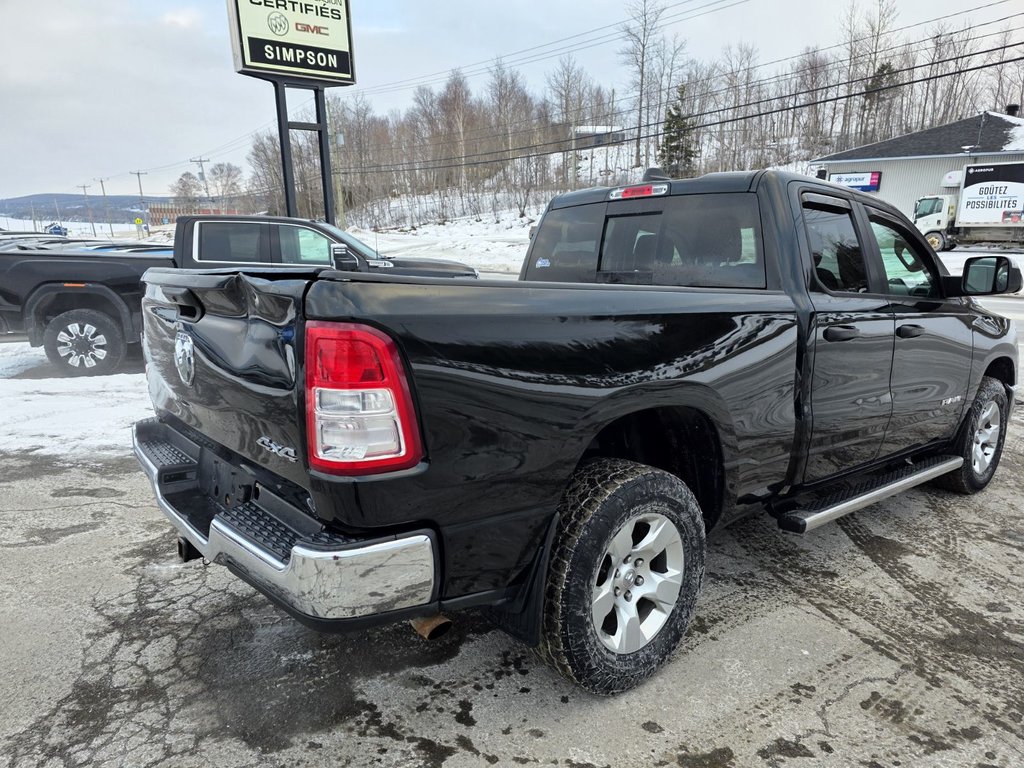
[
  {"x1": 133, "y1": 171, "x2": 1019, "y2": 694},
  {"x1": 0, "y1": 216, "x2": 475, "y2": 375}
]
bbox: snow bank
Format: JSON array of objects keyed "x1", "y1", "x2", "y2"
[
  {"x1": 0, "y1": 343, "x2": 152, "y2": 457},
  {"x1": 0, "y1": 217, "x2": 138, "y2": 237},
  {"x1": 0, "y1": 342, "x2": 48, "y2": 378},
  {"x1": 351, "y1": 215, "x2": 534, "y2": 274}
]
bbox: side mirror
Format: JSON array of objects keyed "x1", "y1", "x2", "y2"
[
  {"x1": 955, "y1": 256, "x2": 1022, "y2": 296},
  {"x1": 330, "y1": 243, "x2": 361, "y2": 272}
]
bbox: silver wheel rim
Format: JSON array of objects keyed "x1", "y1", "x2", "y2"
[
  {"x1": 56, "y1": 322, "x2": 108, "y2": 369},
  {"x1": 972, "y1": 401, "x2": 1001, "y2": 475},
  {"x1": 591, "y1": 510, "x2": 684, "y2": 655}
]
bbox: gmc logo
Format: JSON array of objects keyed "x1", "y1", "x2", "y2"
[{"x1": 295, "y1": 22, "x2": 329, "y2": 35}]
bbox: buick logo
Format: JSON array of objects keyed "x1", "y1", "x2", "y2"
[
  {"x1": 174, "y1": 332, "x2": 195, "y2": 386},
  {"x1": 267, "y1": 11, "x2": 289, "y2": 36}
]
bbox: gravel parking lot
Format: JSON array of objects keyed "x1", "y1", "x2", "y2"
[{"x1": 2, "y1": 308, "x2": 1024, "y2": 768}]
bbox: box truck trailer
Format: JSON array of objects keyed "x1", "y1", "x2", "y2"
[{"x1": 913, "y1": 161, "x2": 1024, "y2": 251}]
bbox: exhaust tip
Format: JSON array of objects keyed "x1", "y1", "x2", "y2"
[{"x1": 410, "y1": 614, "x2": 452, "y2": 640}]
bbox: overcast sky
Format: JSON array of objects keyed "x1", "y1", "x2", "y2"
[{"x1": 0, "y1": 0, "x2": 1007, "y2": 199}]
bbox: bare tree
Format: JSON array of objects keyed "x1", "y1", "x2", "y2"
[
  {"x1": 619, "y1": 0, "x2": 665, "y2": 167},
  {"x1": 546, "y1": 55, "x2": 591, "y2": 186},
  {"x1": 208, "y1": 162, "x2": 244, "y2": 211},
  {"x1": 170, "y1": 172, "x2": 202, "y2": 211}
]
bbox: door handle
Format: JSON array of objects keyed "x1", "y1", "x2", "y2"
[
  {"x1": 823, "y1": 326, "x2": 860, "y2": 342},
  {"x1": 164, "y1": 286, "x2": 205, "y2": 322},
  {"x1": 897, "y1": 324, "x2": 925, "y2": 339}
]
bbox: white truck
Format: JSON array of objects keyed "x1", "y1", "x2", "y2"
[{"x1": 913, "y1": 161, "x2": 1024, "y2": 251}]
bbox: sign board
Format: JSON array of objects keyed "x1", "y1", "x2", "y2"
[
  {"x1": 227, "y1": 0, "x2": 355, "y2": 85},
  {"x1": 829, "y1": 171, "x2": 882, "y2": 192},
  {"x1": 956, "y1": 162, "x2": 1024, "y2": 226}
]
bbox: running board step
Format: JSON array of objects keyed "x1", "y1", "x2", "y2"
[{"x1": 776, "y1": 455, "x2": 963, "y2": 534}]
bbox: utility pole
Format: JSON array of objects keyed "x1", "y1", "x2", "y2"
[
  {"x1": 190, "y1": 157, "x2": 212, "y2": 211},
  {"x1": 131, "y1": 170, "x2": 148, "y2": 238},
  {"x1": 334, "y1": 133, "x2": 347, "y2": 229},
  {"x1": 77, "y1": 184, "x2": 97, "y2": 237},
  {"x1": 94, "y1": 177, "x2": 114, "y2": 236}
]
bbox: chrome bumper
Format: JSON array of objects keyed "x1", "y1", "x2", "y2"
[{"x1": 133, "y1": 420, "x2": 436, "y2": 621}]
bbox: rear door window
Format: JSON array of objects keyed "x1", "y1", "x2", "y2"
[
  {"x1": 196, "y1": 222, "x2": 266, "y2": 263},
  {"x1": 524, "y1": 193, "x2": 765, "y2": 288},
  {"x1": 801, "y1": 203, "x2": 870, "y2": 293}
]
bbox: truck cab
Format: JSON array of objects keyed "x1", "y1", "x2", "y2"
[
  {"x1": 173, "y1": 215, "x2": 478, "y2": 278},
  {"x1": 913, "y1": 194, "x2": 956, "y2": 250}
]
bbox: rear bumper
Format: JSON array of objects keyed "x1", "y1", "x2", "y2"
[{"x1": 133, "y1": 418, "x2": 436, "y2": 624}]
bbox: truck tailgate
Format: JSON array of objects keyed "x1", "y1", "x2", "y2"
[{"x1": 141, "y1": 268, "x2": 312, "y2": 489}]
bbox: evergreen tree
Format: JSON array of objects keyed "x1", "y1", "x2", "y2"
[{"x1": 658, "y1": 84, "x2": 699, "y2": 178}]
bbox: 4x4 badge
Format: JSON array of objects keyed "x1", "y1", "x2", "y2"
[{"x1": 174, "y1": 332, "x2": 195, "y2": 386}]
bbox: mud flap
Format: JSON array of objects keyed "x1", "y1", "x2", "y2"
[{"x1": 484, "y1": 513, "x2": 559, "y2": 646}]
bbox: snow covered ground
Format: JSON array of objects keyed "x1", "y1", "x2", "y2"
[
  {"x1": 351, "y1": 217, "x2": 533, "y2": 275},
  {"x1": 1, "y1": 216, "x2": 139, "y2": 237},
  {"x1": 0, "y1": 342, "x2": 151, "y2": 457}
]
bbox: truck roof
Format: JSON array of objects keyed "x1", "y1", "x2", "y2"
[{"x1": 546, "y1": 169, "x2": 898, "y2": 214}]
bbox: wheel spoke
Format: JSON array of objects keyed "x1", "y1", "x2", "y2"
[
  {"x1": 56, "y1": 345, "x2": 73, "y2": 357},
  {"x1": 68, "y1": 354, "x2": 82, "y2": 367},
  {"x1": 591, "y1": 581, "x2": 615, "y2": 628},
  {"x1": 613, "y1": 605, "x2": 644, "y2": 654},
  {"x1": 638, "y1": 569, "x2": 683, "y2": 609},
  {"x1": 83, "y1": 355, "x2": 96, "y2": 368},
  {"x1": 93, "y1": 334, "x2": 107, "y2": 346},
  {"x1": 606, "y1": 526, "x2": 635, "y2": 563},
  {"x1": 634, "y1": 517, "x2": 676, "y2": 560},
  {"x1": 93, "y1": 348, "x2": 107, "y2": 360},
  {"x1": 83, "y1": 324, "x2": 97, "y2": 338},
  {"x1": 56, "y1": 331, "x2": 72, "y2": 344}
]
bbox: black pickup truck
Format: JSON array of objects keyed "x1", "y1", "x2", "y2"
[
  {"x1": 0, "y1": 216, "x2": 474, "y2": 375},
  {"x1": 133, "y1": 171, "x2": 1019, "y2": 694}
]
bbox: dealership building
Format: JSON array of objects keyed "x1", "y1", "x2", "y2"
[{"x1": 812, "y1": 109, "x2": 1024, "y2": 217}]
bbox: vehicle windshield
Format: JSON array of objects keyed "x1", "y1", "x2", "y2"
[
  {"x1": 320, "y1": 223, "x2": 382, "y2": 259},
  {"x1": 914, "y1": 197, "x2": 941, "y2": 219}
]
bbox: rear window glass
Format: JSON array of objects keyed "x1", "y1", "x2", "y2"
[
  {"x1": 197, "y1": 222, "x2": 262, "y2": 263},
  {"x1": 524, "y1": 204, "x2": 604, "y2": 282},
  {"x1": 525, "y1": 193, "x2": 765, "y2": 288}
]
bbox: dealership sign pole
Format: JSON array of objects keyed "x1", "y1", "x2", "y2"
[{"x1": 226, "y1": 0, "x2": 355, "y2": 223}]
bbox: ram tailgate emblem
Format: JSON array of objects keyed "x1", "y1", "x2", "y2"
[{"x1": 174, "y1": 332, "x2": 195, "y2": 386}]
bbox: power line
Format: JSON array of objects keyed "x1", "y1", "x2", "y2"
[
  {"x1": 48, "y1": 0, "x2": 1020, "y2": 195},
  {"x1": 340, "y1": 0, "x2": 1013, "y2": 101},
  {"x1": 320, "y1": 49, "x2": 1024, "y2": 177},
  {"x1": 320, "y1": 40, "x2": 1024, "y2": 175},
  {"x1": 321, "y1": 8, "x2": 1023, "y2": 163}
]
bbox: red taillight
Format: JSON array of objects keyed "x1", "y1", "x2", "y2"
[
  {"x1": 305, "y1": 321, "x2": 423, "y2": 475},
  {"x1": 609, "y1": 183, "x2": 670, "y2": 200},
  {"x1": 623, "y1": 185, "x2": 654, "y2": 198}
]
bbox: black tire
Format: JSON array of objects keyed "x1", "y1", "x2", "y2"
[
  {"x1": 924, "y1": 231, "x2": 947, "y2": 252},
  {"x1": 934, "y1": 376, "x2": 1009, "y2": 494},
  {"x1": 43, "y1": 309, "x2": 125, "y2": 376},
  {"x1": 538, "y1": 458, "x2": 706, "y2": 695}
]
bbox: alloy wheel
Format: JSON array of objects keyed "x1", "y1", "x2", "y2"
[{"x1": 591, "y1": 511, "x2": 684, "y2": 655}]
